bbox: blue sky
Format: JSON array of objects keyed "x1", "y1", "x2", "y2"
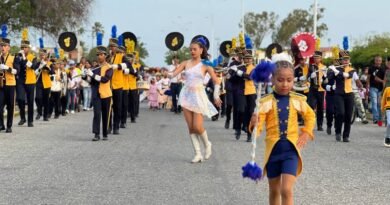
[{"x1": 84, "y1": 0, "x2": 389, "y2": 66}]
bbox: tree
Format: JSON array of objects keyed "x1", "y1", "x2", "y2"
[
  {"x1": 0, "y1": 0, "x2": 94, "y2": 38},
  {"x1": 272, "y1": 5, "x2": 328, "y2": 47},
  {"x1": 164, "y1": 47, "x2": 191, "y2": 65},
  {"x1": 351, "y1": 33, "x2": 390, "y2": 68},
  {"x1": 239, "y1": 12, "x2": 278, "y2": 49}
]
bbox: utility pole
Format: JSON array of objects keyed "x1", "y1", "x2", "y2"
[{"x1": 313, "y1": 0, "x2": 318, "y2": 38}]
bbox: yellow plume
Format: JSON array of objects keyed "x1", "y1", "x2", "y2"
[
  {"x1": 239, "y1": 32, "x2": 245, "y2": 48},
  {"x1": 231, "y1": 37, "x2": 237, "y2": 50},
  {"x1": 125, "y1": 39, "x2": 135, "y2": 54},
  {"x1": 22, "y1": 28, "x2": 28, "y2": 41},
  {"x1": 59, "y1": 49, "x2": 65, "y2": 60},
  {"x1": 332, "y1": 46, "x2": 339, "y2": 59},
  {"x1": 315, "y1": 38, "x2": 321, "y2": 50}
]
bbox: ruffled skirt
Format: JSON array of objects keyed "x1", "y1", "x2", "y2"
[{"x1": 178, "y1": 84, "x2": 218, "y2": 118}]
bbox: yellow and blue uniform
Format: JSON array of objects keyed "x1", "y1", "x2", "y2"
[{"x1": 255, "y1": 92, "x2": 315, "y2": 177}]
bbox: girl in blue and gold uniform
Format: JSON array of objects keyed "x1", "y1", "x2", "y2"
[{"x1": 250, "y1": 54, "x2": 315, "y2": 205}]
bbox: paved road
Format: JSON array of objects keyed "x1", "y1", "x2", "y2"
[{"x1": 0, "y1": 103, "x2": 388, "y2": 205}]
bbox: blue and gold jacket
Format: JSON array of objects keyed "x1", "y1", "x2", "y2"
[{"x1": 255, "y1": 91, "x2": 315, "y2": 177}]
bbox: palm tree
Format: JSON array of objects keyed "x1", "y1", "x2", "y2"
[{"x1": 91, "y1": 22, "x2": 104, "y2": 47}]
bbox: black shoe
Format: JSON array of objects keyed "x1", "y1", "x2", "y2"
[
  {"x1": 246, "y1": 133, "x2": 252, "y2": 142},
  {"x1": 384, "y1": 138, "x2": 390, "y2": 147},
  {"x1": 18, "y1": 119, "x2": 26, "y2": 125},
  {"x1": 35, "y1": 114, "x2": 41, "y2": 120},
  {"x1": 343, "y1": 138, "x2": 350, "y2": 142},
  {"x1": 326, "y1": 127, "x2": 331, "y2": 135},
  {"x1": 28, "y1": 122, "x2": 34, "y2": 127},
  {"x1": 113, "y1": 129, "x2": 119, "y2": 135},
  {"x1": 317, "y1": 126, "x2": 323, "y2": 131},
  {"x1": 92, "y1": 135, "x2": 100, "y2": 141},
  {"x1": 131, "y1": 119, "x2": 136, "y2": 123},
  {"x1": 235, "y1": 130, "x2": 241, "y2": 140},
  {"x1": 102, "y1": 136, "x2": 108, "y2": 141},
  {"x1": 54, "y1": 115, "x2": 59, "y2": 119},
  {"x1": 362, "y1": 119, "x2": 369, "y2": 124},
  {"x1": 120, "y1": 123, "x2": 126, "y2": 128},
  {"x1": 336, "y1": 134, "x2": 341, "y2": 142},
  {"x1": 43, "y1": 118, "x2": 49, "y2": 121},
  {"x1": 225, "y1": 121, "x2": 230, "y2": 129},
  {"x1": 5, "y1": 128, "x2": 12, "y2": 133},
  {"x1": 211, "y1": 116, "x2": 218, "y2": 121},
  {"x1": 0, "y1": 126, "x2": 5, "y2": 131},
  {"x1": 373, "y1": 120, "x2": 378, "y2": 124}
]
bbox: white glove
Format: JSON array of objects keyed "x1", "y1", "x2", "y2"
[
  {"x1": 26, "y1": 61, "x2": 33, "y2": 68},
  {"x1": 39, "y1": 62, "x2": 46, "y2": 69},
  {"x1": 236, "y1": 70, "x2": 244, "y2": 77},
  {"x1": 19, "y1": 50, "x2": 26, "y2": 60},
  {"x1": 35, "y1": 68, "x2": 41, "y2": 76},
  {"x1": 329, "y1": 65, "x2": 339, "y2": 75},
  {"x1": 206, "y1": 87, "x2": 212, "y2": 92},
  {"x1": 332, "y1": 84, "x2": 336, "y2": 90},
  {"x1": 86, "y1": 69, "x2": 93, "y2": 77},
  {"x1": 94, "y1": 75, "x2": 101, "y2": 82},
  {"x1": 310, "y1": 72, "x2": 317, "y2": 79},
  {"x1": 326, "y1": 85, "x2": 331, "y2": 91},
  {"x1": 123, "y1": 68, "x2": 130, "y2": 75},
  {"x1": 299, "y1": 76, "x2": 307, "y2": 81},
  {"x1": 111, "y1": 64, "x2": 118, "y2": 70},
  {"x1": 0, "y1": 64, "x2": 9, "y2": 70},
  {"x1": 229, "y1": 65, "x2": 238, "y2": 72},
  {"x1": 343, "y1": 72, "x2": 349, "y2": 78},
  {"x1": 322, "y1": 70, "x2": 327, "y2": 77},
  {"x1": 213, "y1": 84, "x2": 221, "y2": 99}
]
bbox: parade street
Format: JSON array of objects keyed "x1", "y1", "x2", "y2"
[{"x1": 0, "y1": 104, "x2": 388, "y2": 205}]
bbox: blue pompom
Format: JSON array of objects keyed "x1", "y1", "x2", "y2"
[
  {"x1": 250, "y1": 60, "x2": 275, "y2": 83},
  {"x1": 54, "y1": 47, "x2": 59, "y2": 59},
  {"x1": 242, "y1": 161, "x2": 262, "y2": 182},
  {"x1": 118, "y1": 35, "x2": 123, "y2": 47},
  {"x1": 202, "y1": 59, "x2": 213, "y2": 67},
  {"x1": 197, "y1": 37, "x2": 207, "y2": 47},
  {"x1": 245, "y1": 34, "x2": 253, "y2": 49},
  {"x1": 111, "y1": 25, "x2": 117, "y2": 38},
  {"x1": 39, "y1": 37, "x2": 44, "y2": 49},
  {"x1": 96, "y1": 32, "x2": 103, "y2": 46},
  {"x1": 343, "y1": 36, "x2": 349, "y2": 51},
  {"x1": 1, "y1": 24, "x2": 7, "y2": 38}
]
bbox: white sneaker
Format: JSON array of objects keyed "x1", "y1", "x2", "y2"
[
  {"x1": 65, "y1": 109, "x2": 69, "y2": 114},
  {"x1": 71, "y1": 110, "x2": 75, "y2": 114},
  {"x1": 384, "y1": 138, "x2": 390, "y2": 148}
]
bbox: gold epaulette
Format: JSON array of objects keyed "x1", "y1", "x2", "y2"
[
  {"x1": 259, "y1": 93, "x2": 273, "y2": 103},
  {"x1": 290, "y1": 92, "x2": 307, "y2": 101}
]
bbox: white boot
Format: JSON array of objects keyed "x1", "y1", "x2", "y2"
[
  {"x1": 199, "y1": 131, "x2": 212, "y2": 160},
  {"x1": 190, "y1": 134, "x2": 203, "y2": 163}
]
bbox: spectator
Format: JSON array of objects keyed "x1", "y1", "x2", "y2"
[{"x1": 367, "y1": 55, "x2": 386, "y2": 126}]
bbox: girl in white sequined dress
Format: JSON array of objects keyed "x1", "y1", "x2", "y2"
[{"x1": 169, "y1": 38, "x2": 222, "y2": 163}]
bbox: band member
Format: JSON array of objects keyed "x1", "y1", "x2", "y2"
[
  {"x1": 86, "y1": 45, "x2": 113, "y2": 141},
  {"x1": 120, "y1": 46, "x2": 131, "y2": 128},
  {"x1": 242, "y1": 51, "x2": 256, "y2": 142},
  {"x1": 168, "y1": 56, "x2": 182, "y2": 113},
  {"x1": 307, "y1": 51, "x2": 326, "y2": 131},
  {"x1": 128, "y1": 53, "x2": 141, "y2": 123},
  {"x1": 34, "y1": 43, "x2": 54, "y2": 121},
  {"x1": 227, "y1": 49, "x2": 246, "y2": 140},
  {"x1": 294, "y1": 57, "x2": 309, "y2": 125},
  {"x1": 323, "y1": 59, "x2": 338, "y2": 135},
  {"x1": 328, "y1": 50, "x2": 356, "y2": 142},
  {"x1": 108, "y1": 34, "x2": 133, "y2": 134},
  {"x1": 0, "y1": 31, "x2": 20, "y2": 133},
  {"x1": 16, "y1": 30, "x2": 37, "y2": 127},
  {"x1": 59, "y1": 60, "x2": 68, "y2": 116}
]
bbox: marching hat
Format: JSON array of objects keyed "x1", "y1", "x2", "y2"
[
  {"x1": 339, "y1": 50, "x2": 350, "y2": 59},
  {"x1": 243, "y1": 50, "x2": 253, "y2": 59},
  {"x1": 313, "y1": 51, "x2": 323, "y2": 58},
  {"x1": 265, "y1": 43, "x2": 283, "y2": 59},
  {"x1": 192, "y1": 35, "x2": 210, "y2": 50},
  {"x1": 96, "y1": 45, "x2": 108, "y2": 55},
  {"x1": 0, "y1": 24, "x2": 9, "y2": 46},
  {"x1": 109, "y1": 25, "x2": 118, "y2": 47},
  {"x1": 0, "y1": 38, "x2": 10, "y2": 46}
]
